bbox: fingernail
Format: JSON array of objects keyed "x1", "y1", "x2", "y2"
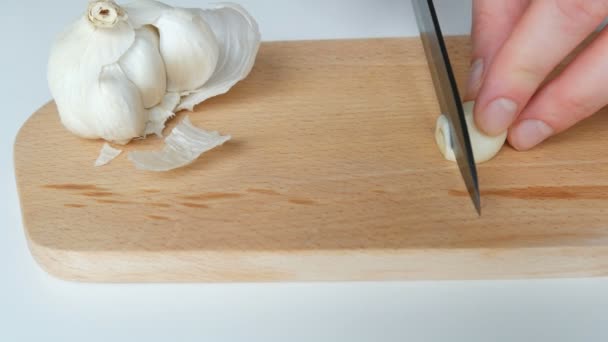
[
  {"x1": 480, "y1": 98, "x2": 518, "y2": 135},
  {"x1": 466, "y1": 59, "x2": 484, "y2": 99},
  {"x1": 510, "y1": 119, "x2": 554, "y2": 150}
]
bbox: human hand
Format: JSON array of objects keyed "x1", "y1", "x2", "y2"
[{"x1": 467, "y1": 0, "x2": 608, "y2": 150}]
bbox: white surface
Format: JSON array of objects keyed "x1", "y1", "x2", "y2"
[{"x1": 2, "y1": 1, "x2": 608, "y2": 341}]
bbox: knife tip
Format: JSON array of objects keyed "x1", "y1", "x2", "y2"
[{"x1": 472, "y1": 186, "x2": 481, "y2": 216}]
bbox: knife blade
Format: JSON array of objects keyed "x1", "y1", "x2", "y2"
[{"x1": 412, "y1": 0, "x2": 481, "y2": 215}]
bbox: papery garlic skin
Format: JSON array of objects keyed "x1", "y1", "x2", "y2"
[
  {"x1": 119, "y1": 26, "x2": 166, "y2": 109},
  {"x1": 435, "y1": 101, "x2": 507, "y2": 163},
  {"x1": 155, "y1": 8, "x2": 220, "y2": 94}
]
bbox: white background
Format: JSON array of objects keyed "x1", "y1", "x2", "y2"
[{"x1": 2, "y1": 1, "x2": 608, "y2": 341}]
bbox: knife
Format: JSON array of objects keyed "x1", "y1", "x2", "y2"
[{"x1": 412, "y1": 0, "x2": 481, "y2": 215}]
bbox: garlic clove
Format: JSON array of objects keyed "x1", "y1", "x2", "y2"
[
  {"x1": 129, "y1": 116, "x2": 231, "y2": 172},
  {"x1": 122, "y1": 1, "x2": 261, "y2": 111},
  {"x1": 55, "y1": 63, "x2": 145, "y2": 143},
  {"x1": 95, "y1": 143, "x2": 123, "y2": 167},
  {"x1": 177, "y1": 3, "x2": 261, "y2": 111},
  {"x1": 92, "y1": 64, "x2": 147, "y2": 143},
  {"x1": 119, "y1": 26, "x2": 167, "y2": 109},
  {"x1": 435, "y1": 101, "x2": 507, "y2": 163},
  {"x1": 154, "y1": 8, "x2": 220, "y2": 93},
  {"x1": 124, "y1": 0, "x2": 221, "y2": 94}
]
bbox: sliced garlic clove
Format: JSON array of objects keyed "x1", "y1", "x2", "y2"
[
  {"x1": 435, "y1": 114, "x2": 457, "y2": 162},
  {"x1": 435, "y1": 101, "x2": 507, "y2": 164},
  {"x1": 120, "y1": 26, "x2": 167, "y2": 109},
  {"x1": 178, "y1": 3, "x2": 261, "y2": 111},
  {"x1": 95, "y1": 143, "x2": 123, "y2": 167},
  {"x1": 129, "y1": 116, "x2": 231, "y2": 172}
]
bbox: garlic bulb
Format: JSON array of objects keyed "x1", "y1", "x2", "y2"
[
  {"x1": 435, "y1": 101, "x2": 507, "y2": 163},
  {"x1": 48, "y1": 0, "x2": 260, "y2": 170}
]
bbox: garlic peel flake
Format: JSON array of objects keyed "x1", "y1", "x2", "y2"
[
  {"x1": 129, "y1": 116, "x2": 231, "y2": 171},
  {"x1": 95, "y1": 143, "x2": 123, "y2": 167},
  {"x1": 144, "y1": 92, "x2": 181, "y2": 137},
  {"x1": 435, "y1": 101, "x2": 507, "y2": 164}
]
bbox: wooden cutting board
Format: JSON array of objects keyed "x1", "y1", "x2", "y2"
[{"x1": 14, "y1": 37, "x2": 608, "y2": 283}]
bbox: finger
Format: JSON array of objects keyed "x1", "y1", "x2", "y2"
[
  {"x1": 508, "y1": 27, "x2": 608, "y2": 150},
  {"x1": 466, "y1": 0, "x2": 530, "y2": 99},
  {"x1": 474, "y1": 0, "x2": 608, "y2": 136}
]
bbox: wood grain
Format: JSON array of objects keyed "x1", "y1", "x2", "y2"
[{"x1": 14, "y1": 37, "x2": 608, "y2": 282}]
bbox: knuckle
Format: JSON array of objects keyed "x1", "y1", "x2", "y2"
[
  {"x1": 555, "y1": 0, "x2": 608, "y2": 25},
  {"x1": 471, "y1": 7, "x2": 495, "y2": 39},
  {"x1": 552, "y1": 91, "x2": 596, "y2": 126},
  {"x1": 512, "y1": 62, "x2": 546, "y2": 87},
  {"x1": 564, "y1": 95, "x2": 595, "y2": 116}
]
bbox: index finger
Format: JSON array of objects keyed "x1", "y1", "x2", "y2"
[{"x1": 467, "y1": 0, "x2": 529, "y2": 99}]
